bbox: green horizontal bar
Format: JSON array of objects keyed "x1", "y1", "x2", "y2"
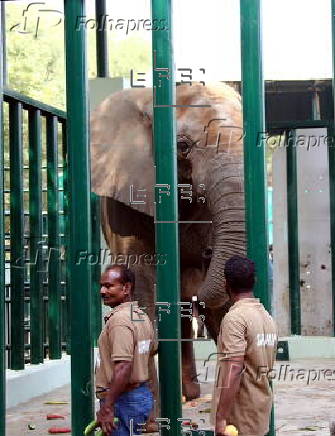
[
  {"x1": 4, "y1": 165, "x2": 65, "y2": 170},
  {"x1": 5, "y1": 296, "x2": 66, "y2": 302},
  {"x1": 4, "y1": 212, "x2": 64, "y2": 216},
  {"x1": 191, "y1": 432, "x2": 214, "y2": 436},
  {"x1": 5, "y1": 343, "x2": 67, "y2": 350},
  {"x1": 9, "y1": 101, "x2": 25, "y2": 370},
  {"x1": 4, "y1": 189, "x2": 64, "y2": 193},
  {"x1": 28, "y1": 108, "x2": 44, "y2": 364},
  {"x1": 4, "y1": 88, "x2": 66, "y2": 120},
  {"x1": 47, "y1": 115, "x2": 62, "y2": 359}
]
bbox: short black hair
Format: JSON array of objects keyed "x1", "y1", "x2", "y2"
[
  {"x1": 104, "y1": 264, "x2": 135, "y2": 293},
  {"x1": 224, "y1": 255, "x2": 255, "y2": 293}
]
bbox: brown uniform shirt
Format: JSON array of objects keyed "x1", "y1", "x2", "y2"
[
  {"x1": 95, "y1": 301, "x2": 157, "y2": 390},
  {"x1": 211, "y1": 298, "x2": 278, "y2": 436}
]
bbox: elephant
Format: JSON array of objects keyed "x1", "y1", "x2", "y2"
[{"x1": 90, "y1": 83, "x2": 246, "y2": 402}]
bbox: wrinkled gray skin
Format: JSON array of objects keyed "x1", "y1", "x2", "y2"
[{"x1": 90, "y1": 83, "x2": 246, "y2": 400}]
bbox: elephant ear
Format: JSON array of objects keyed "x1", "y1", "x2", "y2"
[{"x1": 90, "y1": 88, "x2": 155, "y2": 217}]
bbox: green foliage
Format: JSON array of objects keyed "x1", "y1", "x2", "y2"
[
  {"x1": 5, "y1": 1, "x2": 151, "y2": 110},
  {"x1": 5, "y1": 2, "x2": 65, "y2": 109},
  {"x1": 3, "y1": 1, "x2": 151, "y2": 216},
  {"x1": 108, "y1": 37, "x2": 151, "y2": 78}
]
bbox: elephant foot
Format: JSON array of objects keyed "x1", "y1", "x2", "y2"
[{"x1": 182, "y1": 380, "x2": 201, "y2": 401}]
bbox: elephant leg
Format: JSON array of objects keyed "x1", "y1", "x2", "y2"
[
  {"x1": 182, "y1": 316, "x2": 201, "y2": 400},
  {"x1": 180, "y1": 267, "x2": 205, "y2": 400}
]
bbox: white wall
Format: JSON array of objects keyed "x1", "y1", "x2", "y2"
[{"x1": 273, "y1": 128, "x2": 332, "y2": 335}]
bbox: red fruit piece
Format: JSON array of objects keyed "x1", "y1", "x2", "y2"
[
  {"x1": 48, "y1": 427, "x2": 71, "y2": 434},
  {"x1": 47, "y1": 414, "x2": 65, "y2": 420}
]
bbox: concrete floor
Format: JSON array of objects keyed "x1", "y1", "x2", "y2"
[{"x1": 6, "y1": 359, "x2": 335, "y2": 435}]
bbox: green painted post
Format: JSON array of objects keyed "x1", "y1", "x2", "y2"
[
  {"x1": 47, "y1": 115, "x2": 62, "y2": 359},
  {"x1": 0, "y1": 3, "x2": 5, "y2": 434},
  {"x1": 64, "y1": 0, "x2": 94, "y2": 434},
  {"x1": 286, "y1": 130, "x2": 301, "y2": 335},
  {"x1": 240, "y1": 0, "x2": 270, "y2": 310},
  {"x1": 91, "y1": 193, "x2": 102, "y2": 344},
  {"x1": 328, "y1": 124, "x2": 335, "y2": 335},
  {"x1": 331, "y1": 0, "x2": 335, "y2": 336},
  {"x1": 95, "y1": 0, "x2": 109, "y2": 77},
  {"x1": 240, "y1": 1, "x2": 275, "y2": 435},
  {"x1": 29, "y1": 109, "x2": 44, "y2": 364},
  {"x1": 9, "y1": 101, "x2": 25, "y2": 370},
  {"x1": 151, "y1": 1, "x2": 182, "y2": 435}
]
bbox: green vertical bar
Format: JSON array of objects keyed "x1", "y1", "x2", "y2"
[
  {"x1": 91, "y1": 193, "x2": 101, "y2": 345},
  {"x1": 47, "y1": 115, "x2": 61, "y2": 359},
  {"x1": 331, "y1": 0, "x2": 335, "y2": 335},
  {"x1": 9, "y1": 101, "x2": 25, "y2": 370},
  {"x1": 62, "y1": 122, "x2": 71, "y2": 354},
  {"x1": 29, "y1": 109, "x2": 44, "y2": 364},
  {"x1": 0, "y1": 3, "x2": 5, "y2": 434},
  {"x1": 95, "y1": 0, "x2": 109, "y2": 77},
  {"x1": 328, "y1": 125, "x2": 335, "y2": 335},
  {"x1": 151, "y1": 1, "x2": 182, "y2": 435},
  {"x1": 240, "y1": 1, "x2": 274, "y2": 435},
  {"x1": 240, "y1": 0, "x2": 270, "y2": 310},
  {"x1": 286, "y1": 130, "x2": 301, "y2": 335},
  {"x1": 64, "y1": 0, "x2": 94, "y2": 434}
]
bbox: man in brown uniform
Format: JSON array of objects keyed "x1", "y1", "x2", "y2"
[
  {"x1": 95, "y1": 264, "x2": 156, "y2": 435},
  {"x1": 212, "y1": 255, "x2": 278, "y2": 436}
]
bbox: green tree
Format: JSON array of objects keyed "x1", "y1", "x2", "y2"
[
  {"x1": 5, "y1": 1, "x2": 152, "y2": 110},
  {"x1": 3, "y1": 0, "x2": 151, "y2": 213}
]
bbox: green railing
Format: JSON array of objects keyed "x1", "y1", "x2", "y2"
[
  {"x1": 3, "y1": 89, "x2": 101, "y2": 370},
  {"x1": 3, "y1": 89, "x2": 68, "y2": 369}
]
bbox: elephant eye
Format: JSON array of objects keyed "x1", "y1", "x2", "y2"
[{"x1": 177, "y1": 141, "x2": 191, "y2": 157}]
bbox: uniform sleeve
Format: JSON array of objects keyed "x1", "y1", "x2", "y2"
[
  {"x1": 219, "y1": 313, "x2": 247, "y2": 361},
  {"x1": 150, "y1": 325, "x2": 158, "y2": 355},
  {"x1": 109, "y1": 325, "x2": 134, "y2": 362}
]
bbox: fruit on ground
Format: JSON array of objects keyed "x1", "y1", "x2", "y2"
[{"x1": 225, "y1": 425, "x2": 238, "y2": 436}]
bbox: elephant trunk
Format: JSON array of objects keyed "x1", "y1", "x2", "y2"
[{"x1": 197, "y1": 154, "x2": 246, "y2": 308}]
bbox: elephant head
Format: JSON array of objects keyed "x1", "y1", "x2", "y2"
[{"x1": 91, "y1": 83, "x2": 246, "y2": 308}]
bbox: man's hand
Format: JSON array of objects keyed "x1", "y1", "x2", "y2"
[
  {"x1": 215, "y1": 355, "x2": 244, "y2": 435},
  {"x1": 215, "y1": 417, "x2": 226, "y2": 436},
  {"x1": 96, "y1": 402, "x2": 116, "y2": 435}
]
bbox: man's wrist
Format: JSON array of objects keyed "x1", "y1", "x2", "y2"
[
  {"x1": 103, "y1": 397, "x2": 114, "y2": 408},
  {"x1": 216, "y1": 410, "x2": 226, "y2": 419}
]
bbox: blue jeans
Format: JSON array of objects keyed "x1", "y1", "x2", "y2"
[{"x1": 100, "y1": 383, "x2": 153, "y2": 436}]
